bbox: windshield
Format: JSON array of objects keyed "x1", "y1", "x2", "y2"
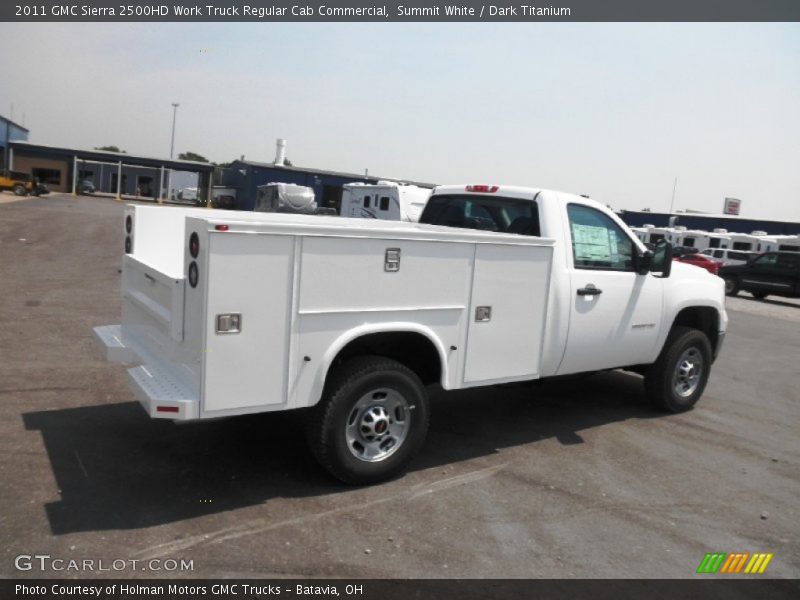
[{"x1": 419, "y1": 194, "x2": 540, "y2": 236}]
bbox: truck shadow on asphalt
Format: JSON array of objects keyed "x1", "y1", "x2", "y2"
[{"x1": 23, "y1": 370, "x2": 663, "y2": 535}]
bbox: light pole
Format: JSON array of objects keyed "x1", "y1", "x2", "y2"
[
  {"x1": 669, "y1": 176, "x2": 677, "y2": 214},
  {"x1": 167, "y1": 102, "x2": 179, "y2": 201},
  {"x1": 170, "y1": 102, "x2": 179, "y2": 158}
]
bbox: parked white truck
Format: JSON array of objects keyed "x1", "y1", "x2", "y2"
[{"x1": 94, "y1": 184, "x2": 727, "y2": 484}]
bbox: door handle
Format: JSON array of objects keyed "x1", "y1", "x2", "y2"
[{"x1": 577, "y1": 285, "x2": 602, "y2": 296}]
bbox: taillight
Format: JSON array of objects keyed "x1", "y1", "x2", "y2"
[
  {"x1": 465, "y1": 185, "x2": 499, "y2": 193},
  {"x1": 189, "y1": 232, "x2": 199, "y2": 258},
  {"x1": 125, "y1": 214, "x2": 133, "y2": 254}
]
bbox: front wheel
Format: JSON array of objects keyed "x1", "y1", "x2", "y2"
[
  {"x1": 13, "y1": 184, "x2": 27, "y2": 196},
  {"x1": 645, "y1": 326, "x2": 712, "y2": 413},
  {"x1": 306, "y1": 356, "x2": 430, "y2": 485},
  {"x1": 723, "y1": 276, "x2": 739, "y2": 296}
]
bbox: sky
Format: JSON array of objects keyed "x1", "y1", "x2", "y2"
[{"x1": 1, "y1": 22, "x2": 798, "y2": 220}]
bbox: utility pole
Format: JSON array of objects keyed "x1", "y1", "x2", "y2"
[
  {"x1": 170, "y1": 102, "x2": 179, "y2": 158},
  {"x1": 669, "y1": 176, "x2": 678, "y2": 214}
]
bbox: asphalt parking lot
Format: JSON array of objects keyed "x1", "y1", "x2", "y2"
[{"x1": 1, "y1": 193, "x2": 798, "y2": 579}]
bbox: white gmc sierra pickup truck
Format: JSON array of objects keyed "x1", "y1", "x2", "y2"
[{"x1": 94, "y1": 184, "x2": 727, "y2": 484}]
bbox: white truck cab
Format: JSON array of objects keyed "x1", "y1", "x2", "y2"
[
  {"x1": 420, "y1": 185, "x2": 726, "y2": 376},
  {"x1": 95, "y1": 184, "x2": 727, "y2": 484}
]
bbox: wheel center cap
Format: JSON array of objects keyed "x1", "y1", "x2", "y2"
[{"x1": 374, "y1": 419, "x2": 388, "y2": 434}]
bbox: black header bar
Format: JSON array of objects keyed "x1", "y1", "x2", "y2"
[{"x1": 4, "y1": 1, "x2": 800, "y2": 22}]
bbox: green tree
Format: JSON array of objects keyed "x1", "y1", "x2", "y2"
[
  {"x1": 178, "y1": 151, "x2": 210, "y2": 163},
  {"x1": 95, "y1": 145, "x2": 125, "y2": 153}
]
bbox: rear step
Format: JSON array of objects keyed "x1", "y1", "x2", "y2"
[
  {"x1": 128, "y1": 363, "x2": 199, "y2": 420},
  {"x1": 93, "y1": 325, "x2": 136, "y2": 363},
  {"x1": 94, "y1": 324, "x2": 199, "y2": 420}
]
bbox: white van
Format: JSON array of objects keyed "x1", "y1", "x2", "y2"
[
  {"x1": 340, "y1": 181, "x2": 430, "y2": 222},
  {"x1": 701, "y1": 248, "x2": 755, "y2": 266}
]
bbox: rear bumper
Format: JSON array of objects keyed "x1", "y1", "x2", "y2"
[{"x1": 93, "y1": 324, "x2": 199, "y2": 420}]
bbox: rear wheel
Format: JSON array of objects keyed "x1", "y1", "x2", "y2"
[
  {"x1": 723, "y1": 276, "x2": 739, "y2": 296},
  {"x1": 13, "y1": 184, "x2": 26, "y2": 196},
  {"x1": 645, "y1": 326, "x2": 712, "y2": 413},
  {"x1": 751, "y1": 291, "x2": 768, "y2": 300},
  {"x1": 307, "y1": 356, "x2": 430, "y2": 485}
]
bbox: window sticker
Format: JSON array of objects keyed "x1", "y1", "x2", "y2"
[{"x1": 572, "y1": 223, "x2": 612, "y2": 263}]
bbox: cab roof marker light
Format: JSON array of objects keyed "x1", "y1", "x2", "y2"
[
  {"x1": 215, "y1": 224, "x2": 229, "y2": 231},
  {"x1": 466, "y1": 185, "x2": 499, "y2": 193}
]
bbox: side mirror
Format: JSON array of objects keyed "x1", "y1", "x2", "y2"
[
  {"x1": 650, "y1": 240, "x2": 673, "y2": 278},
  {"x1": 633, "y1": 248, "x2": 652, "y2": 275}
]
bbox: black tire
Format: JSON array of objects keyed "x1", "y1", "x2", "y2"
[
  {"x1": 723, "y1": 276, "x2": 739, "y2": 296},
  {"x1": 307, "y1": 356, "x2": 430, "y2": 485},
  {"x1": 751, "y1": 291, "x2": 768, "y2": 300},
  {"x1": 645, "y1": 326, "x2": 712, "y2": 413},
  {"x1": 13, "y1": 184, "x2": 27, "y2": 196}
]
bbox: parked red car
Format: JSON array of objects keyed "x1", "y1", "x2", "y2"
[{"x1": 674, "y1": 253, "x2": 721, "y2": 275}]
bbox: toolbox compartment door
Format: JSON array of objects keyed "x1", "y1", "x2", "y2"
[
  {"x1": 121, "y1": 255, "x2": 185, "y2": 342},
  {"x1": 463, "y1": 243, "x2": 552, "y2": 385},
  {"x1": 202, "y1": 233, "x2": 295, "y2": 414}
]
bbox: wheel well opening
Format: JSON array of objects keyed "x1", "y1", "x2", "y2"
[
  {"x1": 330, "y1": 332, "x2": 442, "y2": 387},
  {"x1": 672, "y1": 307, "x2": 719, "y2": 349}
]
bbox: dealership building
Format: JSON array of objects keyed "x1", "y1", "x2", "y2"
[
  {"x1": 6, "y1": 140, "x2": 213, "y2": 201},
  {"x1": 1, "y1": 114, "x2": 29, "y2": 170},
  {"x1": 4, "y1": 118, "x2": 796, "y2": 234},
  {"x1": 618, "y1": 210, "x2": 800, "y2": 236}
]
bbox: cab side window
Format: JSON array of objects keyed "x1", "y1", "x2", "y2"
[
  {"x1": 567, "y1": 204, "x2": 634, "y2": 271},
  {"x1": 751, "y1": 254, "x2": 777, "y2": 269}
]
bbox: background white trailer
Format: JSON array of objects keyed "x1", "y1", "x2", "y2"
[
  {"x1": 340, "y1": 181, "x2": 430, "y2": 222},
  {"x1": 255, "y1": 182, "x2": 317, "y2": 214}
]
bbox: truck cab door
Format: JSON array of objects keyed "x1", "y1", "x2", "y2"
[
  {"x1": 743, "y1": 253, "x2": 794, "y2": 295},
  {"x1": 557, "y1": 203, "x2": 664, "y2": 375}
]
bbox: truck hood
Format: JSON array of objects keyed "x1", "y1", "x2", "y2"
[{"x1": 671, "y1": 259, "x2": 723, "y2": 283}]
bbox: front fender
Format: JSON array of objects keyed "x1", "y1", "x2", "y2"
[{"x1": 657, "y1": 262, "x2": 728, "y2": 356}]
